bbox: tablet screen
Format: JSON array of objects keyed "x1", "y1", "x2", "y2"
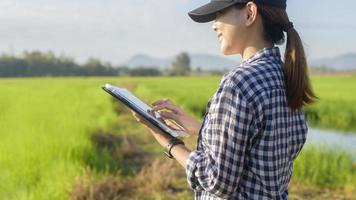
[{"x1": 102, "y1": 83, "x2": 188, "y2": 138}]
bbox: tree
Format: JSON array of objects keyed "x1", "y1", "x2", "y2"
[
  {"x1": 129, "y1": 66, "x2": 161, "y2": 76},
  {"x1": 0, "y1": 50, "x2": 118, "y2": 77},
  {"x1": 84, "y1": 58, "x2": 116, "y2": 76},
  {"x1": 170, "y1": 52, "x2": 191, "y2": 76}
]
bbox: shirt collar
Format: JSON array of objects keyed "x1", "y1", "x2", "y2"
[
  {"x1": 222, "y1": 46, "x2": 282, "y2": 80},
  {"x1": 241, "y1": 46, "x2": 282, "y2": 65}
]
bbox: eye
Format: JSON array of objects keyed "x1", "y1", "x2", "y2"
[{"x1": 216, "y1": 8, "x2": 228, "y2": 18}]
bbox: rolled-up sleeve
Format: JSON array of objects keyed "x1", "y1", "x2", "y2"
[{"x1": 185, "y1": 80, "x2": 253, "y2": 198}]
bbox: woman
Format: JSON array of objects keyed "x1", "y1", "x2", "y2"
[{"x1": 131, "y1": 0, "x2": 317, "y2": 199}]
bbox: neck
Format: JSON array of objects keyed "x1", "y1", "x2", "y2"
[
  {"x1": 240, "y1": 15, "x2": 274, "y2": 61},
  {"x1": 241, "y1": 39, "x2": 273, "y2": 61}
]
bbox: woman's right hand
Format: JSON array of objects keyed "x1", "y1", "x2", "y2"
[{"x1": 149, "y1": 98, "x2": 202, "y2": 135}]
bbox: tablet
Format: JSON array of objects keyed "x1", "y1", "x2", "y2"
[{"x1": 102, "y1": 83, "x2": 189, "y2": 138}]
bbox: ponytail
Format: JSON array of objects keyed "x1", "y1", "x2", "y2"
[
  {"x1": 258, "y1": 6, "x2": 318, "y2": 111},
  {"x1": 284, "y1": 27, "x2": 317, "y2": 110}
]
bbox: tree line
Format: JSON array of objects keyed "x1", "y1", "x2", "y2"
[{"x1": 0, "y1": 50, "x2": 193, "y2": 77}]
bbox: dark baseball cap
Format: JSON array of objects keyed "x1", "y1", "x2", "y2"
[{"x1": 188, "y1": 0, "x2": 287, "y2": 23}]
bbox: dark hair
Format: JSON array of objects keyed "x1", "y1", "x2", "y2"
[{"x1": 235, "y1": 3, "x2": 318, "y2": 111}]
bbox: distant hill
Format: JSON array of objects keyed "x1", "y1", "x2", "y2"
[
  {"x1": 122, "y1": 53, "x2": 241, "y2": 71},
  {"x1": 123, "y1": 54, "x2": 171, "y2": 70},
  {"x1": 123, "y1": 52, "x2": 356, "y2": 72},
  {"x1": 310, "y1": 53, "x2": 356, "y2": 71}
]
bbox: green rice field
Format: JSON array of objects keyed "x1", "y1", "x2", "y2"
[{"x1": 0, "y1": 75, "x2": 355, "y2": 199}]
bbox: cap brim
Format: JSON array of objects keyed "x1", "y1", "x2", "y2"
[{"x1": 188, "y1": 1, "x2": 237, "y2": 23}]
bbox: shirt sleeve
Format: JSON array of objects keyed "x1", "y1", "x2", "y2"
[{"x1": 185, "y1": 80, "x2": 253, "y2": 198}]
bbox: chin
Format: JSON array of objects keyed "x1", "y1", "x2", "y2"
[
  {"x1": 221, "y1": 45, "x2": 240, "y2": 56},
  {"x1": 221, "y1": 48, "x2": 234, "y2": 56},
  {"x1": 220, "y1": 44, "x2": 234, "y2": 55},
  {"x1": 222, "y1": 52, "x2": 234, "y2": 56}
]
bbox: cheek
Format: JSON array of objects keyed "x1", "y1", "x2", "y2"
[{"x1": 221, "y1": 25, "x2": 243, "y2": 54}]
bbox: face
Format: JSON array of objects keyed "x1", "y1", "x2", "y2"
[{"x1": 212, "y1": 6, "x2": 248, "y2": 55}]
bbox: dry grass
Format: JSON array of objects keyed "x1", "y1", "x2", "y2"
[
  {"x1": 71, "y1": 89, "x2": 193, "y2": 199},
  {"x1": 70, "y1": 171, "x2": 134, "y2": 200},
  {"x1": 87, "y1": 127, "x2": 154, "y2": 175},
  {"x1": 70, "y1": 158, "x2": 193, "y2": 200},
  {"x1": 288, "y1": 180, "x2": 356, "y2": 200},
  {"x1": 75, "y1": 110, "x2": 355, "y2": 200},
  {"x1": 91, "y1": 130, "x2": 122, "y2": 155}
]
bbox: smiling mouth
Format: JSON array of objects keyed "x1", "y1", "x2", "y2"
[{"x1": 218, "y1": 34, "x2": 223, "y2": 41}]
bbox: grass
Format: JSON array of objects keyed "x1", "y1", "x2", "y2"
[
  {"x1": 293, "y1": 146, "x2": 356, "y2": 191},
  {"x1": 123, "y1": 76, "x2": 221, "y2": 118},
  {"x1": 305, "y1": 75, "x2": 356, "y2": 132},
  {"x1": 0, "y1": 77, "x2": 118, "y2": 200},
  {"x1": 117, "y1": 75, "x2": 356, "y2": 133},
  {"x1": 71, "y1": 85, "x2": 356, "y2": 199},
  {"x1": 0, "y1": 75, "x2": 355, "y2": 199},
  {"x1": 71, "y1": 93, "x2": 194, "y2": 200}
]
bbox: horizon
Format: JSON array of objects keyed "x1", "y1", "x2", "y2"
[{"x1": 0, "y1": 0, "x2": 355, "y2": 65}]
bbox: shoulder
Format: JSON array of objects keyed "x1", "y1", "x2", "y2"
[{"x1": 222, "y1": 59, "x2": 285, "y2": 101}]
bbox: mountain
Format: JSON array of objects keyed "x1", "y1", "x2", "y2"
[
  {"x1": 189, "y1": 54, "x2": 241, "y2": 71},
  {"x1": 122, "y1": 53, "x2": 241, "y2": 71},
  {"x1": 124, "y1": 52, "x2": 356, "y2": 72},
  {"x1": 124, "y1": 54, "x2": 171, "y2": 70},
  {"x1": 310, "y1": 53, "x2": 356, "y2": 71}
]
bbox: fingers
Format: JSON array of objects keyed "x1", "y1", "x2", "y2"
[
  {"x1": 159, "y1": 111, "x2": 179, "y2": 122},
  {"x1": 156, "y1": 117, "x2": 178, "y2": 130},
  {"x1": 131, "y1": 111, "x2": 147, "y2": 124},
  {"x1": 151, "y1": 101, "x2": 181, "y2": 115},
  {"x1": 152, "y1": 98, "x2": 172, "y2": 106},
  {"x1": 158, "y1": 117, "x2": 183, "y2": 131},
  {"x1": 165, "y1": 120, "x2": 184, "y2": 131},
  {"x1": 131, "y1": 110, "x2": 182, "y2": 134},
  {"x1": 152, "y1": 104, "x2": 180, "y2": 114},
  {"x1": 152, "y1": 98, "x2": 176, "y2": 109},
  {"x1": 131, "y1": 111, "x2": 142, "y2": 121},
  {"x1": 132, "y1": 111, "x2": 155, "y2": 131},
  {"x1": 166, "y1": 124, "x2": 183, "y2": 131}
]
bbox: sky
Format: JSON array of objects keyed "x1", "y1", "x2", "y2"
[{"x1": 0, "y1": 0, "x2": 355, "y2": 65}]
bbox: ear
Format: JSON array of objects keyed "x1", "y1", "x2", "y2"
[{"x1": 244, "y1": 2, "x2": 258, "y2": 27}]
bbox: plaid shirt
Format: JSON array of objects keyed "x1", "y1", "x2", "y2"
[{"x1": 185, "y1": 47, "x2": 308, "y2": 199}]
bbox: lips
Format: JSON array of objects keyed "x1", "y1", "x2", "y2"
[{"x1": 218, "y1": 33, "x2": 223, "y2": 42}]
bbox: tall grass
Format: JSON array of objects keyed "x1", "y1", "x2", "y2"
[
  {"x1": 122, "y1": 76, "x2": 356, "y2": 191},
  {"x1": 293, "y1": 146, "x2": 356, "y2": 191},
  {"x1": 0, "y1": 77, "x2": 118, "y2": 200},
  {"x1": 305, "y1": 75, "x2": 356, "y2": 132},
  {"x1": 127, "y1": 75, "x2": 356, "y2": 132},
  {"x1": 1, "y1": 76, "x2": 355, "y2": 200},
  {"x1": 127, "y1": 76, "x2": 356, "y2": 192},
  {"x1": 129, "y1": 76, "x2": 221, "y2": 118}
]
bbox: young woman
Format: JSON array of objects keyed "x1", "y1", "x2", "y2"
[{"x1": 131, "y1": 0, "x2": 317, "y2": 199}]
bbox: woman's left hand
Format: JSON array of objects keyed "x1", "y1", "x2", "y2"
[{"x1": 130, "y1": 110, "x2": 173, "y2": 147}]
